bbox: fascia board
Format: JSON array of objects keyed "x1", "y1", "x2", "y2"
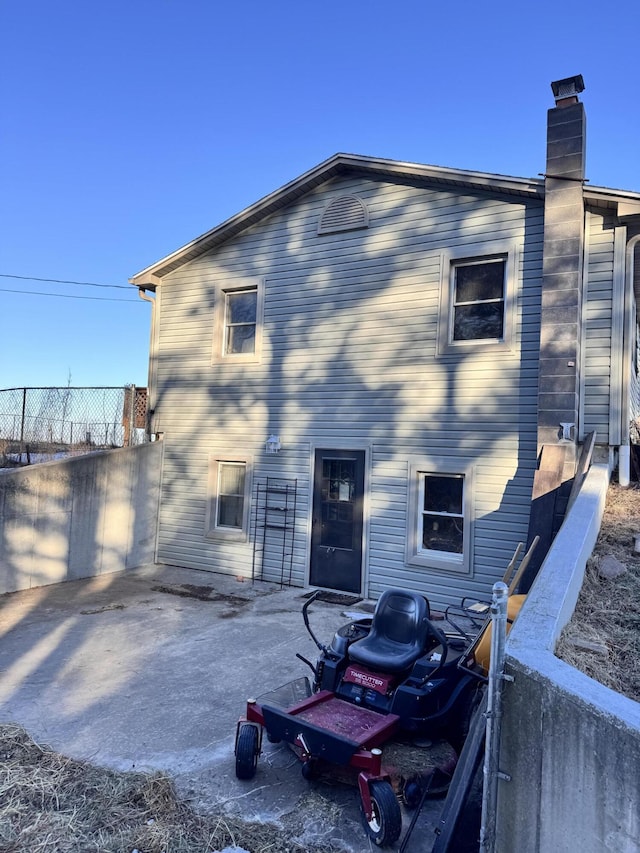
[{"x1": 129, "y1": 154, "x2": 547, "y2": 286}]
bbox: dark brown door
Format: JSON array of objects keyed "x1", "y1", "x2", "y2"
[{"x1": 310, "y1": 449, "x2": 365, "y2": 593}]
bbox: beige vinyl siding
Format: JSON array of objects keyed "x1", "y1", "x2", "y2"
[
  {"x1": 153, "y1": 173, "x2": 543, "y2": 607},
  {"x1": 583, "y1": 209, "x2": 616, "y2": 444},
  {"x1": 367, "y1": 447, "x2": 535, "y2": 604},
  {"x1": 157, "y1": 436, "x2": 312, "y2": 585},
  {"x1": 630, "y1": 233, "x2": 640, "y2": 428}
]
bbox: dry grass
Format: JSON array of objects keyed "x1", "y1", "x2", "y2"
[
  {"x1": 556, "y1": 482, "x2": 640, "y2": 703},
  {"x1": 0, "y1": 724, "x2": 341, "y2": 853}
]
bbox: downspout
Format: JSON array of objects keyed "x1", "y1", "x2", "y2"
[
  {"x1": 620, "y1": 233, "x2": 640, "y2": 486},
  {"x1": 137, "y1": 287, "x2": 157, "y2": 439},
  {"x1": 610, "y1": 225, "x2": 627, "y2": 477}
]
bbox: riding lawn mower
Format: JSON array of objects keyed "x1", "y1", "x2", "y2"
[{"x1": 234, "y1": 588, "x2": 490, "y2": 847}]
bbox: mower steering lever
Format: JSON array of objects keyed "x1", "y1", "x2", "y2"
[
  {"x1": 416, "y1": 620, "x2": 450, "y2": 684},
  {"x1": 302, "y1": 590, "x2": 329, "y2": 653},
  {"x1": 428, "y1": 620, "x2": 449, "y2": 654},
  {"x1": 295, "y1": 652, "x2": 318, "y2": 678}
]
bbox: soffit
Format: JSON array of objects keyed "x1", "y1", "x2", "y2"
[
  {"x1": 129, "y1": 155, "x2": 640, "y2": 288},
  {"x1": 129, "y1": 154, "x2": 545, "y2": 287}
]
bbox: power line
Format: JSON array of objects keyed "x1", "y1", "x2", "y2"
[
  {"x1": 0, "y1": 273, "x2": 131, "y2": 290},
  {"x1": 0, "y1": 287, "x2": 142, "y2": 303}
]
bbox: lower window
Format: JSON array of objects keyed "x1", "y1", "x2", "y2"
[
  {"x1": 407, "y1": 459, "x2": 473, "y2": 573},
  {"x1": 217, "y1": 462, "x2": 246, "y2": 528},
  {"x1": 206, "y1": 457, "x2": 251, "y2": 540},
  {"x1": 419, "y1": 473, "x2": 464, "y2": 556}
]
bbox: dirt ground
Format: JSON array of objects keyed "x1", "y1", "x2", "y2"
[
  {"x1": 0, "y1": 721, "x2": 345, "y2": 853},
  {"x1": 556, "y1": 481, "x2": 640, "y2": 703}
]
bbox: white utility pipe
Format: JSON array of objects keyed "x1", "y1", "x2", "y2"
[
  {"x1": 619, "y1": 444, "x2": 631, "y2": 488},
  {"x1": 621, "y1": 234, "x2": 640, "y2": 488}
]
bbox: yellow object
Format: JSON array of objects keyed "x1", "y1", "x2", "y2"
[{"x1": 473, "y1": 595, "x2": 526, "y2": 675}]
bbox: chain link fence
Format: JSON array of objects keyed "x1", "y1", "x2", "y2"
[{"x1": 0, "y1": 386, "x2": 148, "y2": 468}]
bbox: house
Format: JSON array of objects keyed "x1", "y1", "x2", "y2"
[{"x1": 130, "y1": 76, "x2": 640, "y2": 608}]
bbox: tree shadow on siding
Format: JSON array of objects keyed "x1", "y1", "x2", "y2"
[{"x1": 153, "y1": 170, "x2": 544, "y2": 607}]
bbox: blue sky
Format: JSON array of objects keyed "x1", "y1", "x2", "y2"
[{"x1": 1, "y1": 0, "x2": 639, "y2": 390}]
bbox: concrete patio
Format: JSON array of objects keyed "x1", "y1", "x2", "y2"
[{"x1": 0, "y1": 564, "x2": 450, "y2": 851}]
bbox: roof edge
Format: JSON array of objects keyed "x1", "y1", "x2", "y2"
[
  {"x1": 129, "y1": 154, "x2": 548, "y2": 286},
  {"x1": 130, "y1": 154, "x2": 640, "y2": 286}
]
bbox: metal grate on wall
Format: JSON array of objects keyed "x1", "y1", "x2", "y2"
[{"x1": 251, "y1": 477, "x2": 298, "y2": 586}]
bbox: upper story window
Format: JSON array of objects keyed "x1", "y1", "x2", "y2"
[
  {"x1": 437, "y1": 241, "x2": 517, "y2": 357},
  {"x1": 224, "y1": 288, "x2": 257, "y2": 355},
  {"x1": 452, "y1": 257, "x2": 506, "y2": 342},
  {"x1": 213, "y1": 280, "x2": 264, "y2": 364}
]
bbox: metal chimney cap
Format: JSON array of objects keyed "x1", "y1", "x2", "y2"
[{"x1": 551, "y1": 75, "x2": 585, "y2": 102}]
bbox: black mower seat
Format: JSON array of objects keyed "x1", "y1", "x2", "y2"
[{"x1": 347, "y1": 589, "x2": 431, "y2": 674}]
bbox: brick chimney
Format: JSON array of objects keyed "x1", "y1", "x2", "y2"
[{"x1": 537, "y1": 75, "x2": 587, "y2": 474}]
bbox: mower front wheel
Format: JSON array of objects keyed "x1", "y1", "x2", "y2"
[
  {"x1": 362, "y1": 780, "x2": 402, "y2": 847},
  {"x1": 235, "y1": 724, "x2": 260, "y2": 780}
]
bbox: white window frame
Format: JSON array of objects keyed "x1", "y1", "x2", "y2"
[
  {"x1": 437, "y1": 241, "x2": 518, "y2": 356},
  {"x1": 212, "y1": 280, "x2": 264, "y2": 364},
  {"x1": 205, "y1": 456, "x2": 252, "y2": 541},
  {"x1": 406, "y1": 457, "x2": 474, "y2": 574}
]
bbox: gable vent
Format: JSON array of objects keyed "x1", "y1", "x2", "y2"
[{"x1": 318, "y1": 195, "x2": 369, "y2": 235}]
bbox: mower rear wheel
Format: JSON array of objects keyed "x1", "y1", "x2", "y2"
[
  {"x1": 402, "y1": 779, "x2": 422, "y2": 809},
  {"x1": 301, "y1": 759, "x2": 318, "y2": 780},
  {"x1": 235, "y1": 724, "x2": 259, "y2": 780},
  {"x1": 362, "y1": 780, "x2": 402, "y2": 847}
]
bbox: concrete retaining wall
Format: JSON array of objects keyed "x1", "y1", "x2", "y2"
[
  {"x1": 0, "y1": 442, "x2": 163, "y2": 594},
  {"x1": 498, "y1": 463, "x2": 640, "y2": 852}
]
